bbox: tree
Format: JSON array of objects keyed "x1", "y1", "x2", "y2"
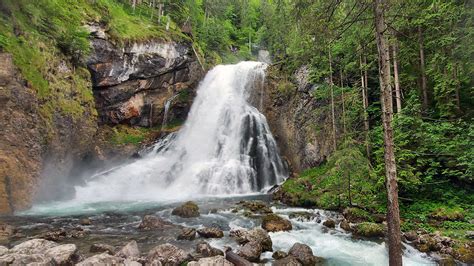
[{"x1": 374, "y1": 0, "x2": 402, "y2": 265}]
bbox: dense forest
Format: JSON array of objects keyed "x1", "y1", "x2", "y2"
[{"x1": 0, "y1": 0, "x2": 473, "y2": 265}]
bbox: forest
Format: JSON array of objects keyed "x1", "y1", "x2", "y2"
[{"x1": 0, "y1": 0, "x2": 472, "y2": 265}]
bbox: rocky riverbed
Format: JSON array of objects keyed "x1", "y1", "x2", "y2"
[{"x1": 0, "y1": 196, "x2": 436, "y2": 265}]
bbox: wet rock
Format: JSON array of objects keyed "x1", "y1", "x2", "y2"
[
  {"x1": 147, "y1": 243, "x2": 189, "y2": 265},
  {"x1": 77, "y1": 253, "x2": 123, "y2": 265},
  {"x1": 116, "y1": 240, "x2": 140, "y2": 259},
  {"x1": 0, "y1": 223, "x2": 15, "y2": 239},
  {"x1": 138, "y1": 215, "x2": 173, "y2": 230},
  {"x1": 45, "y1": 244, "x2": 80, "y2": 265},
  {"x1": 272, "y1": 250, "x2": 288, "y2": 260},
  {"x1": 340, "y1": 220, "x2": 351, "y2": 231},
  {"x1": 38, "y1": 227, "x2": 86, "y2": 241},
  {"x1": 0, "y1": 253, "x2": 53, "y2": 265},
  {"x1": 237, "y1": 200, "x2": 273, "y2": 214},
  {"x1": 197, "y1": 227, "x2": 224, "y2": 238},
  {"x1": 465, "y1": 231, "x2": 474, "y2": 239},
  {"x1": 438, "y1": 255, "x2": 456, "y2": 266},
  {"x1": 289, "y1": 212, "x2": 318, "y2": 222},
  {"x1": 229, "y1": 228, "x2": 273, "y2": 252},
  {"x1": 172, "y1": 201, "x2": 200, "y2": 218},
  {"x1": 274, "y1": 255, "x2": 302, "y2": 266},
  {"x1": 178, "y1": 227, "x2": 196, "y2": 241},
  {"x1": 195, "y1": 241, "x2": 223, "y2": 258},
  {"x1": 188, "y1": 255, "x2": 233, "y2": 266},
  {"x1": 353, "y1": 222, "x2": 385, "y2": 238},
  {"x1": 80, "y1": 218, "x2": 92, "y2": 226},
  {"x1": 90, "y1": 243, "x2": 116, "y2": 255},
  {"x1": 323, "y1": 219, "x2": 336, "y2": 228},
  {"x1": 288, "y1": 243, "x2": 320, "y2": 266},
  {"x1": 9, "y1": 238, "x2": 58, "y2": 254},
  {"x1": 237, "y1": 241, "x2": 262, "y2": 262},
  {"x1": 261, "y1": 214, "x2": 292, "y2": 232}
]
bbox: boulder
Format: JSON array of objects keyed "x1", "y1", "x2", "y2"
[
  {"x1": 353, "y1": 222, "x2": 385, "y2": 238},
  {"x1": 178, "y1": 227, "x2": 196, "y2": 241},
  {"x1": 288, "y1": 243, "x2": 319, "y2": 266},
  {"x1": 237, "y1": 200, "x2": 273, "y2": 214},
  {"x1": 172, "y1": 201, "x2": 200, "y2": 218},
  {"x1": 272, "y1": 250, "x2": 288, "y2": 260},
  {"x1": 90, "y1": 243, "x2": 116, "y2": 255},
  {"x1": 197, "y1": 227, "x2": 224, "y2": 238},
  {"x1": 323, "y1": 219, "x2": 336, "y2": 228},
  {"x1": 343, "y1": 207, "x2": 372, "y2": 223},
  {"x1": 340, "y1": 220, "x2": 351, "y2": 231},
  {"x1": 38, "y1": 227, "x2": 87, "y2": 241},
  {"x1": 237, "y1": 241, "x2": 262, "y2": 262},
  {"x1": 229, "y1": 228, "x2": 272, "y2": 252},
  {"x1": 0, "y1": 246, "x2": 8, "y2": 256},
  {"x1": 195, "y1": 241, "x2": 223, "y2": 258},
  {"x1": 261, "y1": 214, "x2": 292, "y2": 232},
  {"x1": 0, "y1": 223, "x2": 15, "y2": 239},
  {"x1": 147, "y1": 243, "x2": 189, "y2": 265},
  {"x1": 289, "y1": 212, "x2": 319, "y2": 222},
  {"x1": 45, "y1": 244, "x2": 79, "y2": 265},
  {"x1": 115, "y1": 240, "x2": 140, "y2": 259},
  {"x1": 274, "y1": 256, "x2": 302, "y2": 266},
  {"x1": 138, "y1": 215, "x2": 173, "y2": 230},
  {"x1": 77, "y1": 253, "x2": 123, "y2": 265},
  {"x1": 9, "y1": 238, "x2": 58, "y2": 254},
  {"x1": 0, "y1": 253, "x2": 53, "y2": 265},
  {"x1": 404, "y1": 231, "x2": 418, "y2": 242},
  {"x1": 188, "y1": 255, "x2": 233, "y2": 266}
]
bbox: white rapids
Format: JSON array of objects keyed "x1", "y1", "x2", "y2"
[{"x1": 72, "y1": 61, "x2": 287, "y2": 204}]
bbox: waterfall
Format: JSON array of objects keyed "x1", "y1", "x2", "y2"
[
  {"x1": 73, "y1": 61, "x2": 287, "y2": 203},
  {"x1": 160, "y1": 94, "x2": 178, "y2": 131}
]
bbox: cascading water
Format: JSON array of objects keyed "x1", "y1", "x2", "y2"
[{"x1": 72, "y1": 61, "x2": 287, "y2": 204}]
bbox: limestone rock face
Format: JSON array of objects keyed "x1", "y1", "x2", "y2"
[{"x1": 87, "y1": 37, "x2": 203, "y2": 127}]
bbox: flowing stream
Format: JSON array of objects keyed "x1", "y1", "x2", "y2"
[{"x1": 14, "y1": 62, "x2": 434, "y2": 265}]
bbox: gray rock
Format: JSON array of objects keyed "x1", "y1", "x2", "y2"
[
  {"x1": 197, "y1": 227, "x2": 224, "y2": 238},
  {"x1": 195, "y1": 241, "x2": 223, "y2": 258},
  {"x1": 272, "y1": 250, "x2": 288, "y2": 260},
  {"x1": 147, "y1": 243, "x2": 189, "y2": 265},
  {"x1": 188, "y1": 255, "x2": 233, "y2": 266},
  {"x1": 0, "y1": 253, "x2": 53, "y2": 265},
  {"x1": 45, "y1": 244, "x2": 79, "y2": 265},
  {"x1": 237, "y1": 241, "x2": 262, "y2": 262},
  {"x1": 288, "y1": 243, "x2": 318, "y2": 266},
  {"x1": 116, "y1": 240, "x2": 140, "y2": 258},
  {"x1": 138, "y1": 215, "x2": 173, "y2": 230},
  {"x1": 0, "y1": 246, "x2": 8, "y2": 256},
  {"x1": 77, "y1": 253, "x2": 123, "y2": 265},
  {"x1": 178, "y1": 227, "x2": 196, "y2": 241},
  {"x1": 230, "y1": 227, "x2": 273, "y2": 252},
  {"x1": 323, "y1": 219, "x2": 336, "y2": 228},
  {"x1": 9, "y1": 238, "x2": 58, "y2": 254}
]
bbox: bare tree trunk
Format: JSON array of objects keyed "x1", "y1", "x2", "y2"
[
  {"x1": 360, "y1": 54, "x2": 370, "y2": 158},
  {"x1": 340, "y1": 70, "x2": 347, "y2": 135},
  {"x1": 329, "y1": 49, "x2": 337, "y2": 151},
  {"x1": 374, "y1": 1, "x2": 402, "y2": 265},
  {"x1": 158, "y1": 2, "x2": 163, "y2": 24},
  {"x1": 418, "y1": 26, "x2": 428, "y2": 110},
  {"x1": 364, "y1": 55, "x2": 369, "y2": 108},
  {"x1": 392, "y1": 43, "x2": 402, "y2": 113}
]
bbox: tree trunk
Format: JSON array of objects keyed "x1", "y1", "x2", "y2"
[
  {"x1": 453, "y1": 63, "x2": 461, "y2": 113},
  {"x1": 340, "y1": 70, "x2": 347, "y2": 135},
  {"x1": 392, "y1": 43, "x2": 402, "y2": 113},
  {"x1": 374, "y1": 1, "x2": 402, "y2": 265},
  {"x1": 329, "y1": 49, "x2": 337, "y2": 151},
  {"x1": 360, "y1": 53, "x2": 370, "y2": 158},
  {"x1": 418, "y1": 26, "x2": 428, "y2": 110}
]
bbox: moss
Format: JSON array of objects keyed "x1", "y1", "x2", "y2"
[
  {"x1": 354, "y1": 222, "x2": 385, "y2": 238},
  {"x1": 430, "y1": 207, "x2": 465, "y2": 221}
]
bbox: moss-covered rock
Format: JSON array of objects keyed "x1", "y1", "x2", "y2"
[
  {"x1": 353, "y1": 222, "x2": 385, "y2": 238},
  {"x1": 343, "y1": 208, "x2": 373, "y2": 223},
  {"x1": 172, "y1": 201, "x2": 200, "y2": 218},
  {"x1": 261, "y1": 214, "x2": 292, "y2": 232}
]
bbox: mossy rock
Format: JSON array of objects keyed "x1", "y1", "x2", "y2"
[
  {"x1": 172, "y1": 201, "x2": 200, "y2": 218},
  {"x1": 343, "y1": 207, "x2": 373, "y2": 223},
  {"x1": 430, "y1": 208, "x2": 464, "y2": 221},
  {"x1": 262, "y1": 214, "x2": 292, "y2": 232},
  {"x1": 353, "y1": 222, "x2": 385, "y2": 238}
]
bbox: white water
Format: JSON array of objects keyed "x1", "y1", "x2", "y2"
[{"x1": 70, "y1": 61, "x2": 287, "y2": 205}]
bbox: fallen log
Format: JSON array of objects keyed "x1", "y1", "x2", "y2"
[{"x1": 225, "y1": 248, "x2": 252, "y2": 266}]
